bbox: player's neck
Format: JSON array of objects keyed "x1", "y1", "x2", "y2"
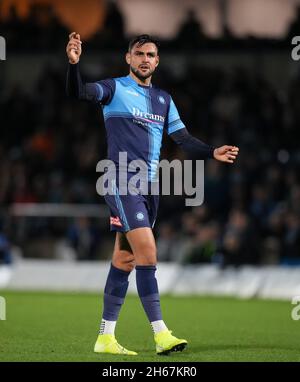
[{"x1": 129, "y1": 72, "x2": 152, "y2": 87}]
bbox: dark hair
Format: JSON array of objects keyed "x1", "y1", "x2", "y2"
[{"x1": 128, "y1": 34, "x2": 160, "y2": 53}]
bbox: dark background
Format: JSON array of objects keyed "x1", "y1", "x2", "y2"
[{"x1": 0, "y1": 0, "x2": 300, "y2": 267}]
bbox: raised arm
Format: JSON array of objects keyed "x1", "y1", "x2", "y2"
[
  {"x1": 66, "y1": 32, "x2": 82, "y2": 65},
  {"x1": 66, "y1": 32, "x2": 102, "y2": 102}
]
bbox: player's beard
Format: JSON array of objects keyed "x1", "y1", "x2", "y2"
[{"x1": 130, "y1": 66, "x2": 154, "y2": 81}]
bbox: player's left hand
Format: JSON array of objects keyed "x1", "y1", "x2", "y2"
[{"x1": 213, "y1": 145, "x2": 239, "y2": 163}]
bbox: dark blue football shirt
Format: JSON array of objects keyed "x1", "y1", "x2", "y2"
[{"x1": 91, "y1": 75, "x2": 185, "y2": 181}]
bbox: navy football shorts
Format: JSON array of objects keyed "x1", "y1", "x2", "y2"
[{"x1": 103, "y1": 180, "x2": 159, "y2": 233}]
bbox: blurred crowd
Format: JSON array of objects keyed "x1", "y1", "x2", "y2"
[
  {"x1": 1, "y1": 1, "x2": 299, "y2": 52},
  {"x1": 0, "y1": 2, "x2": 300, "y2": 266},
  {"x1": 155, "y1": 61, "x2": 300, "y2": 267}
]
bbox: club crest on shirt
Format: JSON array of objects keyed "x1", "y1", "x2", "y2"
[{"x1": 158, "y1": 95, "x2": 165, "y2": 104}]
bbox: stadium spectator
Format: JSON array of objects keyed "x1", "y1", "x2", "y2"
[
  {"x1": 67, "y1": 217, "x2": 102, "y2": 260},
  {"x1": 0, "y1": 230, "x2": 12, "y2": 265},
  {"x1": 174, "y1": 9, "x2": 206, "y2": 48},
  {"x1": 181, "y1": 222, "x2": 220, "y2": 264}
]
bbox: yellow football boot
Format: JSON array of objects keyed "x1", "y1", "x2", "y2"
[
  {"x1": 154, "y1": 330, "x2": 188, "y2": 355},
  {"x1": 94, "y1": 334, "x2": 137, "y2": 355}
]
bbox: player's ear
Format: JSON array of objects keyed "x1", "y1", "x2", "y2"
[
  {"x1": 155, "y1": 55, "x2": 159, "y2": 67},
  {"x1": 126, "y1": 52, "x2": 131, "y2": 65}
]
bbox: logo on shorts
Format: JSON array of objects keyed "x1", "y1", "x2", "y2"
[
  {"x1": 110, "y1": 216, "x2": 123, "y2": 227},
  {"x1": 158, "y1": 95, "x2": 165, "y2": 104},
  {"x1": 135, "y1": 212, "x2": 145, "y2": 221}
]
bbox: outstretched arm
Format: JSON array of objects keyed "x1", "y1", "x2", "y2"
[
  {"x1": 170, "y1": 128, "x2": 239, "y2": 163},
  {"x1": 212, "y1": 144, "x2": 239, "y2": 164},
  {"x1": 170, "y1": 128, "x2": 215, "y2": 159}
]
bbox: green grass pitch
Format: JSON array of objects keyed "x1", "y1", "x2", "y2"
[{"x1": 0, "y1": 290, "x2": 299, "y2": 362}]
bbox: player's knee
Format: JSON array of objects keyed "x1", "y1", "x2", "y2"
[
  {"x1": 144, "y1": 244, "x2": 157, "y2": 263},
  {"x1": 135, "y1": 244, "x2": 157, "y2": 266},
  {"x1": 113, "y1": 259, "x2": 134, "y2": 273},
  {"x1": 113, "y1": 251, "x2": 135, "y2": 273},
  {"x1": 138, "y1": 241, "x2": 157, "y2": 257},
  {"x1": 124, "y1": 260, "x2": 135, "y2": 272},
  {"x1": 137, "y1": 257, "x2": 157, "y2": 266}
]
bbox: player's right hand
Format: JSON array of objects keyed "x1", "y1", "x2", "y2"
[{"x1": 66, "y1": 32, "x2": 82, "y2": 64}]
